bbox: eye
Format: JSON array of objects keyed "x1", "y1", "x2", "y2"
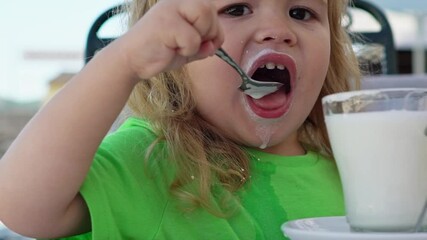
[
  {"x1": 289, "y1": 7, "x2": 314, "y2": 21},
  {"x1": 220, "y1": 4, "x2": 252, "y2": 17}
]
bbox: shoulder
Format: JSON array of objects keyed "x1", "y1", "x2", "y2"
[
  {"x1": 309, "y1": 151, "x2": 337, "y2": 168},
  {"x1": 87, "y1": 117, "x2": 173, "y2": 184},
  {"x1": 102, "y1": 117, "x2": 158, "y2": 152},
  {"x1": 78, "y1": 118, "x2": 173, "y2": 238},
  {"x1": 95, "y1": 117, "x2": 169, "y2": 166}
]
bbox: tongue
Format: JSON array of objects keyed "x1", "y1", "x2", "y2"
[{"x1": 252, "y1": 90, "x2": 287, "y2": 110}]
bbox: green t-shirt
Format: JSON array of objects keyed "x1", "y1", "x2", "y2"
[{"x1": 59, "y1": 117, "x2": 344, "y2": 240}]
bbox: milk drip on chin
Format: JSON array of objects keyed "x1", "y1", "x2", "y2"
[
  {"x1": 243, "y1": 101, "x2": 280, "y2": 149},
  {"x1": 255, "y1": 123, "x2": 278, "y2": 149}
]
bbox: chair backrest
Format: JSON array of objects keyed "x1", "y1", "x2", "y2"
[
  {"x1": 85, "y1": 1, "x2": 398, "y2": 75},
  {"x1": 84, "y1": 5, "x2": 123, "y2": 64},
  {"x1": 348, "y1": 0, "x2": 397, "y2": 75}
]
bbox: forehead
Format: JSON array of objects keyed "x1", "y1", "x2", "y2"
[{"x1": 318, "y1": 0, "x2": 328, "y2": 6}]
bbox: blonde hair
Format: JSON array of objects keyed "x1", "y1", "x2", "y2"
[{"x1": 124, "y1": 0, "x2": 360, "y2": 215}]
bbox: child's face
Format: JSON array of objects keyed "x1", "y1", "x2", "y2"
[{"x1": 186, "y1": 0, "x2": 330, "y2": 154}]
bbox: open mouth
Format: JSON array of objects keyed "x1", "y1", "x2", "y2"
[
  {"x1": 251, "y1": 63, "x2": 291, "y2": 94},
  {"x1": 244, "y1": 53, "x2": 296, "y2": 119}
]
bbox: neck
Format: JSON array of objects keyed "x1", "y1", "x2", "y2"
[{"x1": 262, "y1": 133, "x2": 306, "y2": 156}]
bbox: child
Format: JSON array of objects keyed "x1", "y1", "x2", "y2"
[{"x1": 0, "y1": 0, "x2": 360, "y2": 239}]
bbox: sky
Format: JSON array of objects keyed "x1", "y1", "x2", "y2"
[
  {"x1": 0, "y1": 0, "x2": 123, "y2": 102},
  {"x1": 369, "y1": 0, "x2": 427, "y2": 11},
  {"x1": 0, "y1": 0, "x2": 427, "y2": 102}
]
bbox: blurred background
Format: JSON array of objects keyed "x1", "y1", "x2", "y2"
[
  {"x1": 0, "y1": 0, "x2": 123, "y2": 160},
  {"x1": 1, "y1": 0, "x2": 427, "y2": 238},
  {"x1": 0, "y1": 0, "x2": 122, "y2": 238}
]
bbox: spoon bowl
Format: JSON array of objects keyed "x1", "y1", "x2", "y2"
[{"x1": 215, "y1": 48, "x2": 283, "y2": 99}]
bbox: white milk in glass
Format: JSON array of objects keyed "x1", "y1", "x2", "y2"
[{"x1": 325, "y1": 110, "x2": 427, "y2": 231}]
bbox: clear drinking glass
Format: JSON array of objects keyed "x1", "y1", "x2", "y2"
[{"x1": 322, "y1": 88, "x2": 427, "y2": 232}]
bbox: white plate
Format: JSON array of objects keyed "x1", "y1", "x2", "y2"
[
  {"x1": 282, "y1": 216, "x2": 427, "y2": 240},
  {"x1": 0, "y1": 221, "x2": 34, "y2": 239}
]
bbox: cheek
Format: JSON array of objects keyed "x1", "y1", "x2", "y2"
[
  {"x1": 314, "y1": 37, "x2": 331, "y2": 77},
  {"x1": 186, "y1": 58, "x2": 243, "y2": 110},
  {"x1": 186, "y1": 59, "x2": 238, "y2": 119},
  {"x1": 306, "y1": 37, "x2": 331, "y2": 88},
  {"x1": 305, "y1": 28, "x2": 331, "y2": 71},
  {"x1": 295, "y1": 38, "x2": 330, "y2": 113},
  {"x1": 187, "y1": 58, "x2": 238, "y2": 92}
]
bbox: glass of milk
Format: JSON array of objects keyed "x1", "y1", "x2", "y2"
[{"x1": 322, "y1": 88, "x2": 427, "y2": 232}]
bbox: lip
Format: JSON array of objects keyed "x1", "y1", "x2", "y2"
[
  {"x1": 242, "y1": 49, "x2": 297, "y2": 119},
  {"x1": 244, "y1": 49, "x2": 297, "y2": 82},
  {"x1": 246, "y1": 94, "x2": 293, "y2": 118}
]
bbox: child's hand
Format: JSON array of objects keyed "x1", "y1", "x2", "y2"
[
  {"x1": 116, "y1": 0, "x2": 224, "y2": 80},
  {"x1": 0, "y1": 1, "x2": 224, "y2": 236}
]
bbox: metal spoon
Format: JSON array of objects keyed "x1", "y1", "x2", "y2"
[{"x1": 215, "y1": 48, "x2": 283, "y2": 99}]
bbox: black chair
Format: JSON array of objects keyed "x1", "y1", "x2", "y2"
[
  {"x1": 84, "y1": 4, "x2": 124, "y2": 64},
  {"x1": 85, "y1": 1, "x2": 397, "y2": 75},
  {"x1": 347, "y1": 0, "x2": 397, "y2": 75}
]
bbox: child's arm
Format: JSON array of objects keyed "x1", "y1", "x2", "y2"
[{"x1": 0, "y1": 0, "x2": 223, "y2": 238}]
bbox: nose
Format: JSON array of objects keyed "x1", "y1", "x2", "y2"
[{"x1": 254, "y1": 16, "x2": 297, "y2": 46}]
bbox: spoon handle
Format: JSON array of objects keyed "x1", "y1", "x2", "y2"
[{"x1": 215, "y1": 48, "x2": 251, "y2": 88}]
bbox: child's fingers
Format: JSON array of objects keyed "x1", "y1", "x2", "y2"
[
  {"x1": 175, "y1": 0, "x2": 223, "y2": 56},
  {"x1": 198, "y1": 14, "x2": 224, "y2": 53},
  {"x1": 179, "y1": 1, "x2": 220, "y2": 41},
  {"x1": 118, "y1": 0, "x2": 224, "y2": 78},
  {"x1": 169, "y1": 22, "x2": 203, "y2": 56}
]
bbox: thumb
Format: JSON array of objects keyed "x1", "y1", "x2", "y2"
[{"x1": 191, "y1": 27, "x2": 224, "y2": 61}]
